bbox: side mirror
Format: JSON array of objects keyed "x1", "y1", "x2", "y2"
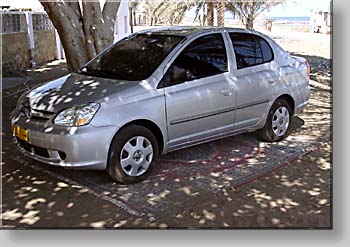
[
  {"x1": 158, "y1": 66, "x2": 185, "y2": 88},
  {"x1": 159, "y1": 61, "x2": 194, "y2": 89},
  {"x1": 172, "y1": 68, "x2": 189, "y2": 82},
  {"x1": 167, "y1": 66, "x2": 192, "y2": 85}
]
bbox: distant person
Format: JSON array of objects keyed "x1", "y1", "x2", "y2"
[
  {"x1": 314, "y1": 11, "x2": 323, "y2": 33},
  {"x1": 264, "y1": 19, "x2": 273, "y2": 32}
]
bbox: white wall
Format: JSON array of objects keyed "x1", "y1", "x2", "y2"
[
  {"x1": 7, "y1": 0, "x2": 43, "y2": 11},
  {"x1": 114, "y1": 0, "x2": 131, "y2": 42}
]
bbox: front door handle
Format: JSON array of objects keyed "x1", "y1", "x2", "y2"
[
  {"x1": 268, "y1": 76, "x2": 280, "y2": 84},
  {"x1": 221, "y1": 88, "x2": 233, "y2": 96},
  {"x1": 268, "y1": 79, "x2": 276, "y2": 84}
]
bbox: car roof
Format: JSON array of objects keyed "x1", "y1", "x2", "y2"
[{"x1": 136, "y1": 26, "x2": 254, "y2": 37}]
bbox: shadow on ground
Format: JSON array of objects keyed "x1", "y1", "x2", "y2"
[{"x1": 1, "y1": 54, "x2": 331, "y2": 228}]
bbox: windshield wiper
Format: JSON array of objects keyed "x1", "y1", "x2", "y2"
[
  {"x1": 94, "y1": 69, "x2": 131, "y2": 80},
  {"x1": 77, "y1": 68, "x2": 96, "y2": 76},
  {"x1": 78, "y1": 68, "x2": 132, "y2": 81}
]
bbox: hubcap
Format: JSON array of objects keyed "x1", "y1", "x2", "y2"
[
  {"x1": 272, "y1": 106, "x2": 290, "y2": 137},
  {"x1": 120, "y1": 136, "x2": 153, "y2": 177}
]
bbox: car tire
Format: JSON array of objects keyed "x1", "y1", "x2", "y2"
[
  {"x1": 106, "y1": 124, "x2": 158, "y2": 184},
  {"x1": 259, "y1": 99, "x2": 292, "y2": 142}
]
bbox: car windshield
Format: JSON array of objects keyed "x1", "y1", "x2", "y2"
[{"x1": 79, "y1": 33, "x2": 184, "y2": 81}]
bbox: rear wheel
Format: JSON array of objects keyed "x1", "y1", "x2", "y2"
[
  {"x1": 107, "y1": 125, "x2": 158, "y2": 184},
  {"x1": 259, "y1": 99, "x2": 292, "y2": 142}
]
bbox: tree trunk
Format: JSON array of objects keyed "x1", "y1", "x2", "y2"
[
  {"x1": 217, "y1": 0, "x2": 225, "y2": 27},
  {"x1": 129, "y1": 6, "x2": 134, "y2": 33},
  {"x1": 133, "y1": 9, "x2": 137, "y2": 26},
  {"x1": 206, "y1": 1, "x2": 214, "y2": 26},
  {"x1": 201, "y1": 5, "x2": 207, "y2": 26},
  {"x1": 246, "y1": 14, "x2": 254, "y2": 30},
  {"x1": 40, "y1": 0, "x2": 120, "y2": 72}
]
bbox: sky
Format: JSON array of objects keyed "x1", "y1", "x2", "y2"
[
  {"x1": 3, "y1": 0, "x2": 332, "y2": 17},
  {"x1": 266, "y1": 0, "x2": 331, "y2": 17}
]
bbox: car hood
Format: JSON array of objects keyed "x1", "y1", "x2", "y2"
[{"x1": 24, "y1": 73, "x2": 148, "y2": 112}]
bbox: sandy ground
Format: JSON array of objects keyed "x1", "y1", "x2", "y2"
[
  {"x1": 265, "y1": 30, "x2": 331, "y2": 59},
  {"x1": 1, "y1": 29, "x2": 331, "y2": 229}
]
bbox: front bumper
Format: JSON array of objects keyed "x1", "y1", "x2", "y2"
[{"x1": 11, "y1": 114, "x2": 119, "y2": 170}]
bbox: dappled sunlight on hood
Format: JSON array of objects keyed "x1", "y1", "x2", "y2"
[{"x1": 23, "y1": 73, "x2": 145, "y2": 113}]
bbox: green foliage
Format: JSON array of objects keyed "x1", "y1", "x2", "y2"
[{"x1": 226, "y1": 0, "x2": 285, "y2": 29}]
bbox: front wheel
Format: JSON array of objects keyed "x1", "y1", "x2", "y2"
[
  {"x1": 259, "y1": 99, "x2": 292, "y2": 142},
  {"x1": 107, "y1": 125, "x2": 158, "y2": 184}
]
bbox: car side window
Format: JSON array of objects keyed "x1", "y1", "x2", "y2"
[
  {"x1": 160, "y1": 33, "x2": 228, "y2": 88},
  {"x1": 259, "y1": 37, "x2": 273, "y2": 63},
  {"x1": 229, "y1": 33, "x2": 274, "y2": 70}
]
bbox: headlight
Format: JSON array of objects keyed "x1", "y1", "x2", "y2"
[{"x1": 54, "y1": 103, "x2": 100, "y2": 127}]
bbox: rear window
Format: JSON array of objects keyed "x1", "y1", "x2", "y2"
[{"x1": 229, "y1": 33, "x2": 274, "y2": 69}]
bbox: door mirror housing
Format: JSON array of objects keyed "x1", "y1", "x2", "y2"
[{"x1": 159, "y1": 65, "x2": 193, "y2": 88}]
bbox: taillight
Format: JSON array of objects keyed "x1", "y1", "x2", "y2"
[{"x1": 305, "y1": 60, "x2": 310, "y2": 79}]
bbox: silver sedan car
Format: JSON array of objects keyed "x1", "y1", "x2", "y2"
[{"x1": 11, "y1": 27, "x2": 310, "y2": 183}]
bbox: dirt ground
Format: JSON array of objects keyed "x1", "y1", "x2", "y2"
[{"x1": 1, "y1": 31, "x2": 332, "y2": 229}]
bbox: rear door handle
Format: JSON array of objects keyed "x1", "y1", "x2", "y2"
[{"x1": 221, "y1": 88, "x2": 233, "y2": 96}]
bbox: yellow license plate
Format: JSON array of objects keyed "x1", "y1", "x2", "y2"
[{"x1": 13, "y1": 125, "x2": 29, "y2": 142}]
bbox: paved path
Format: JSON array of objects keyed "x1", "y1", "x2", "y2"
[
  {"x1": 1, "y1": 59, "x2": 331, "y2": 228},
  {"x1": 1, "y1": 77, "x2": 29, "y2": 90}
]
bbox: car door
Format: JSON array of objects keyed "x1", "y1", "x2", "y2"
[
  {"x1": 159, "y1": 33, "x2": 236, "y2": 148},
  {"x1": 228, "y1": 32, "x2": 280, "y2": 130}
]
